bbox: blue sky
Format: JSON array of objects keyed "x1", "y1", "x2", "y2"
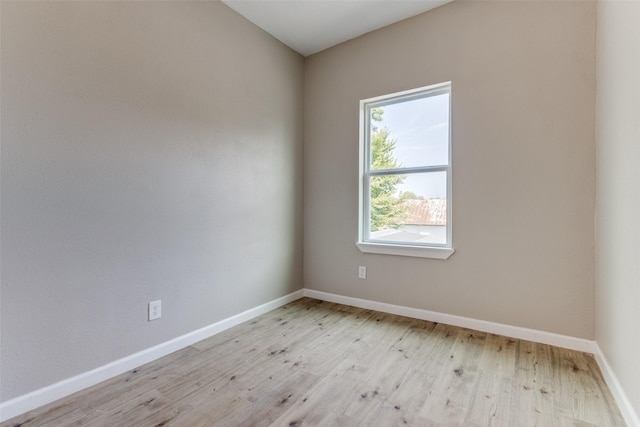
[{"x1": 375, "y1": 92, "x2": 450, "y2": 198}]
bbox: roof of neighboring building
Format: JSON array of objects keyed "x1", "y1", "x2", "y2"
[{"x1": 401, "y1": 198, "x2": 447, "y2": 226}]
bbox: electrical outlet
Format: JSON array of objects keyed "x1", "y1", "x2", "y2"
[
  {"x1": 358, "y1": 266, "x2": 367, "y2": 279},
  {"x1": 148, "y1": 300, "x2": 161, "y2": 321}
]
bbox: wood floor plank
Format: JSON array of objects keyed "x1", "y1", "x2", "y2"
[
  {"x1": 270, "y1": 358, "x2": 374, "y2": 426},
  {"x1": 552, "y1": 347, "x2": 622, "y2": 426},
  {"x1": 418, "y1": 328, "x2": 488, "y2": 425},
  {"x1": 1, "y1": 297, "x2": 627, "y2": 427},
  {"x1": 463, "y1": 333, "x2": 518, "y2": 426}
]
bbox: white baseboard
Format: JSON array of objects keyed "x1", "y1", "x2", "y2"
[
  {"x1": 593, "y1": 343, "x2": 640, "y2": 427},
  {"x1": 303, "y1": 289, "x2": 595, "y2": 353},
  {"x1": 0, "y1": 289, "x2": 304, "y2": 423}
]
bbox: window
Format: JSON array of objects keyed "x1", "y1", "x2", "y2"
[{"x1": 357, "y1": 82, "x2": 454, "y2": 259}]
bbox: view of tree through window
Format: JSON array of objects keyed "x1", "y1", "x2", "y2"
[
  {"x1": 362, "y1": 83, "x2": 451, "y2": 248},
  {"x1": 369, "y1": 107, "x2": 407, "y2": 231}
]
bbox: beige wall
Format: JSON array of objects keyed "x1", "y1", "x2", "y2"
[
  {"x1": 304, "y1": 1, "x2": 597, "y2": 338},
  {"x1": 595, "y1": 0, "x2": 640, "y2": 419},
  {"x1": 0, "y1": 2, "x2": 303, "y2": 401}
]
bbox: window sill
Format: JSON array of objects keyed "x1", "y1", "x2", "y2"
[{"x1": 356, "y1": 242, "x2": 455, "y2": 259}]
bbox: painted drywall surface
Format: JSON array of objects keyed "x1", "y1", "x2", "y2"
[
  {"x1": 304, "y1": 1, "x2": 596, "y2": 339},
  {"x1": 0, "y1": 2, "x2": 303, "y2": 401},
  {"x1": 595, "y1": 1, "x2": 640, "y2": 417}
]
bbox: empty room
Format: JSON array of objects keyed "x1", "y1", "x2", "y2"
[{"x1": 1, "y1": 0, "x2": 639, "y2": 426}]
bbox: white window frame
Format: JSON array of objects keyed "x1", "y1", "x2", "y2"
[{"x1": 356, "y1": 82, "x2": 454, "y2": 260}]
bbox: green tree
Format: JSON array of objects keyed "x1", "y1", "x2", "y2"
[
  {"x1": 369, "y1": 108, "x2": 407, "y2": 231},
  {"x1": 399, "y1": 191, "x2": 424, "y2": 201}
]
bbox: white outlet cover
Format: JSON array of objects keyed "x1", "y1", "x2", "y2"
[
  {"x1": 149, "y1": 300, "x2": 161, "y2": 321},
  {"x1": 358, "y1": 266, "x2": 367, "y2": 279}
]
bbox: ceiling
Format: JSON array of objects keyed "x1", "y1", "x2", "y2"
[{"x1": 222, "y1": 0, "x2": 453, "y2": 57}]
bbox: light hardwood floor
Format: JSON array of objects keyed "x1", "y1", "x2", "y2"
[{"x1": 2, "y1": 298, "x2": 626, "y2": 427}]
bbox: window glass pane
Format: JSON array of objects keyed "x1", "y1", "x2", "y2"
[
  {"x1": 369, "y1": 93, "x2": 449, "y2": 170},
  {"x1": 369, "y1": 171, "x2": 447, "y2": 245}
]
